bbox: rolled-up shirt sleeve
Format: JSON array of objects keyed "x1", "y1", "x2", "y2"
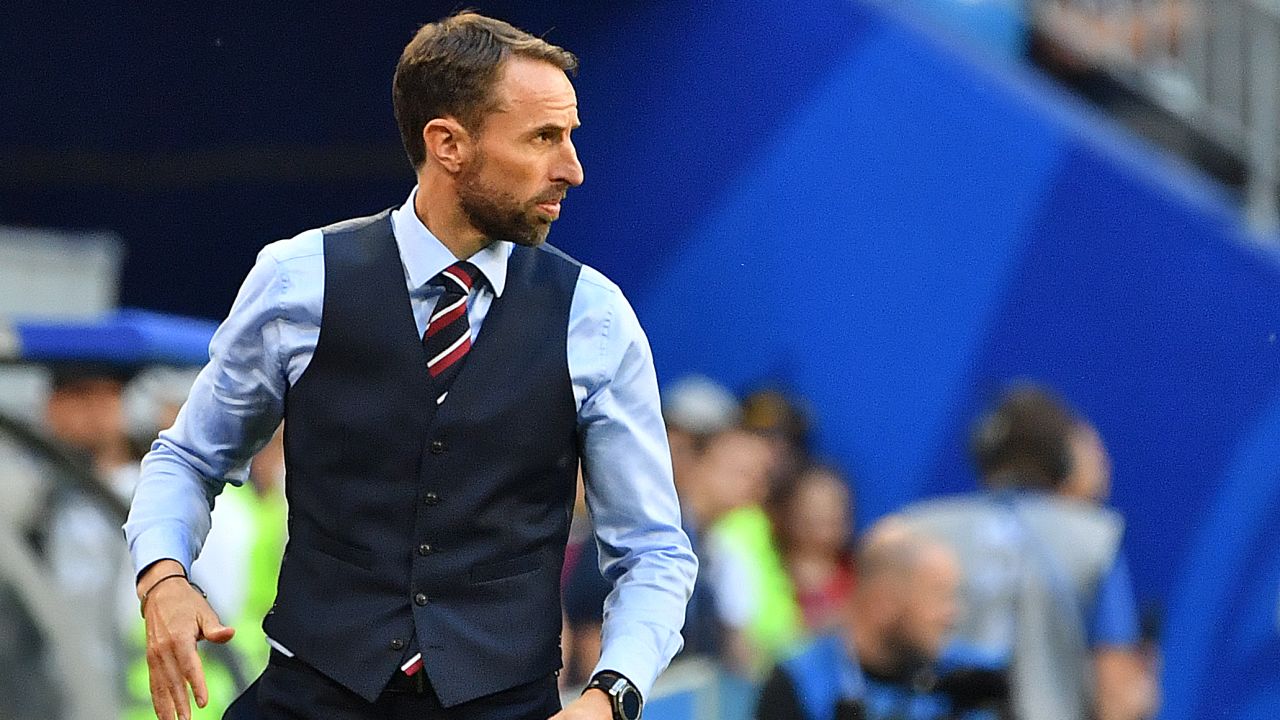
[
  {"x1": 123, "y1": 246, "x2": 290, "y2": 578},
  {"x1": 571, "y1": 266, "x2": 698, "y2": 698}
]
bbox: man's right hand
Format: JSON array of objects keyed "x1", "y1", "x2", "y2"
[{"x1": 136, "y1": 559, "x2": 236, "y2": 720}]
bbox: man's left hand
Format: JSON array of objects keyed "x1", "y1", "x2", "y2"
[{"x1": 548, "y1": 688, "x2": 613, "y2": 720}]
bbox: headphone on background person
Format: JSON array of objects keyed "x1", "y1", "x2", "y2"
[{"x1": 969, "y1": 383, "x2": 1076, "y2": 488}]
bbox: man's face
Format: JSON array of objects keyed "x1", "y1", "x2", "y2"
[
  {"x1": 895, "y1": 546, "x2": 962, "y2": 662},
  {"x1": 787, "y1": 471, "x2": 852, "y2": 555},
  {"x1": 1063, "y1": 424, "x2": 1111, "y2": 503},
  {"x1": 46, "y1": 377, "x2": 126, "y2": 455},
  {"x1": 457, "y1": 57, "x2": 584, "y2": 246},
  {"x1": 698, "y1": 430, "x2": 773, "y2": 515}
]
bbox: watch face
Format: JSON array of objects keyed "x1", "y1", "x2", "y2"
[{"x1": 619, "y1": 687, "x2": 642, "y2": 720}]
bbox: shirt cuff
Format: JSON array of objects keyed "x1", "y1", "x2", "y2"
[
  {"x1": 128, "y1": 523, "x2": 195, "y2": 581},
  {"x1": 592, "y1": 633, "x2": 667, "y2": 701}
]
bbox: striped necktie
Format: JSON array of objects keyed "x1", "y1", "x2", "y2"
[
  {"x1": 399, "y1": 261, "x2": 479, "y2": 679},
  {"x1": 422, "y1": 260, "x2": 480, "y2": 405}
]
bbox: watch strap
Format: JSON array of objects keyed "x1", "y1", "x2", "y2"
[{"x1": 585, "y1": 670, "x2": 643, "y2": 720}]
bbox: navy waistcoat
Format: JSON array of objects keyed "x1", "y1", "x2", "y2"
[{"x1": 264, "y1": 210, "x2": 583, "y2": 706}]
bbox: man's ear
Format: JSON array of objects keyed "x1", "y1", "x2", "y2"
[{"x1": 422, "y1": 117, "x2": 472, "y2": 174}]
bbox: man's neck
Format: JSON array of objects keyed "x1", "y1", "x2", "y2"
[{"x1": 415, "y1": 174, "x2": 488, "y2": 260}]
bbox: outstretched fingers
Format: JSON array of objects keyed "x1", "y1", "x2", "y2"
[
  {"x1": 177, "y1": 638, "x2": 210, "y2": 710},
  {"x1": 146, "y1": 630, "x2": 195, "y2": 720}
]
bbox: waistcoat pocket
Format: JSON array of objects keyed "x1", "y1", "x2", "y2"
[{"x1": 470, "y1": 550, "x2": 544, "y2": 584}]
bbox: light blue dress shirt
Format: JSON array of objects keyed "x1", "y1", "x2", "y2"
[{"x1": 123, "y1": 188, "x2": 697, "y2": 697}]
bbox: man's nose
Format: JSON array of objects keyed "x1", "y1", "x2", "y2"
[{"x1": 554, "y1": 139, "x2": 584, "y2": 187}]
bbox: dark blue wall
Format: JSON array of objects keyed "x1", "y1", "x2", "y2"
[{"x1": 5, "y1": 2, "x2": 1279, "y2": 716}]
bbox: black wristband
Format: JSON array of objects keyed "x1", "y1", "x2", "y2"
[{"x1": 139, "y1": 573, "x2": 207, "y2": 619}]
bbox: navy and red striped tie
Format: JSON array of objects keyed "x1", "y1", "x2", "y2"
[
  {"x1": 400, "y1": 261, "x2": 480, "y2": 679},
  {"x1": 422, "y1": 260, "x2": 479, "y2": 405}
]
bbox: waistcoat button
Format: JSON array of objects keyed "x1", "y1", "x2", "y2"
[
  {"x1": 418, "y1": 543, "x2": 434, "y2": 556},
  {"x1": 423, "y1": 492, "x2": 440, "y2": 505},
  {"x1": 414, "y1": 592, "x2": 429, "y2": 606},
  {"x1": 389, "y1": 638, "x2": 405, "y2": 651},
  {"x1": 430, "y1": 440, "x2": 446, "y2": 454}
]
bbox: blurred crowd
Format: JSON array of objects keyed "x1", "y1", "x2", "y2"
[
  {"x1": 0, "y1": 362, "x2": 1158, "y2": 720},
  {"x1": 0, "y1": 363, "x2": 287, "y2": 719},
  {"x1": 563, "y1": 375, "x2": 1159, "y2": 720},
  {"x1": 911, "y1": 0, "x2": 1248, "y2": 193}
]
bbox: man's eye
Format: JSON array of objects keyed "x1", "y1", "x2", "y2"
[{"x1": 537, "y1": 131, "x2": 557, "y2": 143}]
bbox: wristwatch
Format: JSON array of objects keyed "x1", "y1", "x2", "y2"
[{"x1": 584, "y1": 671, "x2": 644, "y2": 720}]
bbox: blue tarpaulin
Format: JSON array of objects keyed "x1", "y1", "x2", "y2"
[{"x1": 4, "y1": 309, "x2": 216, "y2": 367}]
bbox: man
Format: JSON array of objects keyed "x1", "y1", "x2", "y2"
[
  {"x1": 124, "y1": 12, "x2": 696, "y2": 720},
  {"x1": 902, "y1": 384, "x2": 1154, "y2": 720},
  {"x1": 697, "y1": 427, "x2": 798, "y2": 674},
  {"x1": 42, "y1": 363, "x2": 141, "y2": 715},
  {"x1": 1057, "y1": 416, "x2": 1158, "y2": 720},
  {"x1": 3, "y1": 363, "x2": 141, "y2": 720},
  {"x1": 755, "y1": 519, "x2": 1005, "y2": 720}
]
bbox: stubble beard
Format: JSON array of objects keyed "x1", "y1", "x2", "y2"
[
  {"x1": 457, "y1": 157, "x2": 554, "y2": 248},
  {"x1": 881, "y1": 615, "x2": 934, "y2": 679}
]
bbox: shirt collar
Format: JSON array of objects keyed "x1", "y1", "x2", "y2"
[{"x1": 390, "y1": 186, "x2": 510, "y2": 297}]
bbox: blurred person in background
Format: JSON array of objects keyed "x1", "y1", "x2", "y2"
[
  {"x1": 904, "y1": 0, "x2": 1221, "y2": 190},
  {"x1": 903, "y1": 384, "x2": 1155, "y2": 720},
  {"x1": 755, "y1": 518, "x2": 1005, "y2": 720},
  {"x1": 562, "y1": 375, "x2": 739, "y2": 685},
  {"x1": 663, "y1": 374, "x2": 742, "y2": 504},
  {"x1": 1032, "y1": 0, "x2": 1190, "y2": 69},
  {"x1": 0, "y1": 366, "x2": 128, "y2": 720},
  {"x1": 904, "y1": 0, "x2": 1187, "y2": 72},
  {"x1": 4, "y1": 363, "x2": 240, "y2": 720},
  {"x1": 40, "y1": 362, "x2": 143, "y2": 717},
  {"x1": 712, "y1": 388, "x2": 818, "y2": 672},
  {"x1": 683, "y1": 428, "x2": 771, "y2": 534},
  {"x1": 765, "y1": 464, "x2": 857, "y2": 635},
  {"x1": 44, "y1": 363, "x2": 140, "y2": 490},
  {"x1": 740, "y1": 387, "x2": 812, "y2": 485},
  {"x1": 1056, "y1": 417, "x2": 1162, "y2": 717},
  {"x1": 699, "y1": 426, "x2": 806, "y2": 675},
  {"x1": 1024, "y1": 0, "x2": 1237, "y2": 188}
]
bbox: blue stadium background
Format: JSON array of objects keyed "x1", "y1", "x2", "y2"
[{"x1": 5, "y1": 1, "x2": 1279, "y2": 716}]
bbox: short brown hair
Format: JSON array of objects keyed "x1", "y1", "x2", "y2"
[
  {"x1": 392, "y1": 12, "x2": 579, "y2": 168},
  {"x1": 970, "y1": 383, "x2": 1079, "y2": 489}
]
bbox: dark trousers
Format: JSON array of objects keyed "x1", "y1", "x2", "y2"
[{"x1": 225, "y1": 651, "x2": 561, "y2": 720}]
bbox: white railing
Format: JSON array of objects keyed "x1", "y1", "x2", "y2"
[{"x1": 1032, "y1": 0, "x2": 1280, "y2": 233}]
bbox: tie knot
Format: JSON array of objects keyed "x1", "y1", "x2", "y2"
[{"x1": 431, "y1": 261, "x2": 480, "y2": 296}]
